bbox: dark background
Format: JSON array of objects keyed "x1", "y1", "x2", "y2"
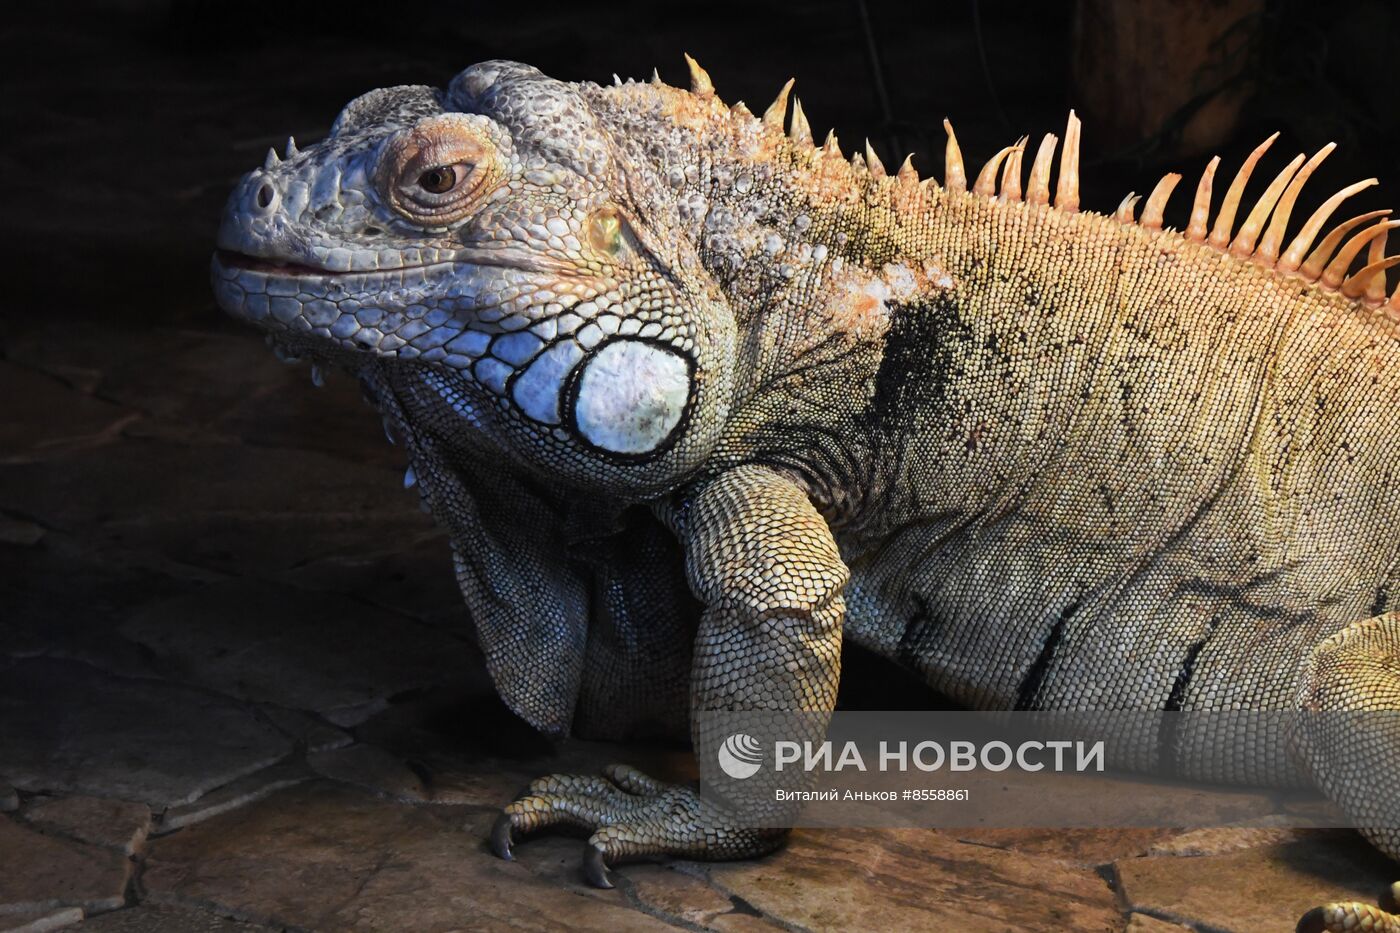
[{"x1": 4, "y1": 0, "x2": 1400, "y2": 329}]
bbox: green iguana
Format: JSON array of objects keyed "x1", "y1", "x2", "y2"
[{"x1": 212, "y1": 57, "x2": 1400, "y2": 931}]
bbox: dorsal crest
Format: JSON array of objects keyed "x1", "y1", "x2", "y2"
[
  {"x1": 907, "y1": 111, "x2": 1396, "y2": 313},
  {"x1": 649, "y1": 56, "x2": 1399, "y2": 317}
]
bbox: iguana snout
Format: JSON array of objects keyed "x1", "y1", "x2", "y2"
[{"x1": 213, "y1": 61, "x2": 737, "y2": 492}]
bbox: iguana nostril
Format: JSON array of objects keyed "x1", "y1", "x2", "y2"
[{"x1": 255, "y1": 181, "x2": 276, "y2": 210}]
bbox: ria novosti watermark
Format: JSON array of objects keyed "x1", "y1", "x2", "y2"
[
  {"x1": 719, "y1": 734, "x2": 1105, "y2": 779},
  {"x1": 694, "y1": 710, "x2": 1398, "y2": 829}
]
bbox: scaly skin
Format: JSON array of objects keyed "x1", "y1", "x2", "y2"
[{"x1": 213, "y1": 58, "x2": 1400, "y2": 926}]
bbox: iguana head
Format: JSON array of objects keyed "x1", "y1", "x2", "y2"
[
  {"x1": 213, "y1": 60, "x2": 743, "y2": 733},
  {"x1": 213, "y1": 60, "x2": 735, "y2": 497}
]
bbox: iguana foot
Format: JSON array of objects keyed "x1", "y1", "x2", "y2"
[
  {"x1": 490, "y1": 763, "x2": 782, "y2": 887},
  {"x1": 1297, "y1": 883, "x2": 1400, "y2": 932}
]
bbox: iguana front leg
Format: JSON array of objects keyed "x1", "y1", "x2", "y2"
[
  {"x1": 491, "y1": 464, "x2": 847, "y2": 886},
  {"x1": 1293, "y1": 614, "x2": 1400, "y2": 932}
]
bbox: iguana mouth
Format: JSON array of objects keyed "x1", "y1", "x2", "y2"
[
  {"x1": 215, "y1": 250, "x2": 340, "y2": 277},
  {"x1": 213, "y1": 247, "x2": 579, "y2": 279},
  {"x1": 213, "y1": 249, "x2": 457, "y2": 278}
]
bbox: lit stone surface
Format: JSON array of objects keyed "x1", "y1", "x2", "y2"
[
  {"x1": 0, "y1": 361, "x2": 137, "y2": 464},
  {"x1": 1125, "y1": 914, "x2": 1193, "y2": 932},
  {"x1": 20, "y1": 795, "x2": 151, "y2": 856},
  {"x1": 119, "y1": 580, "x2": 482, "y2": 723},
  {"x1": 706, "y1": 829, "x2": 1122, "y2": 931},
  {"x1": 1116, "y1": 830, "x2": 1394, "y2": 932},
  {"x1": 0, "y1": 907, "x2": 84, "y2": 933},
  {"x1": 0, "y1": 816, "x2": 129, "y2": 916},
  {"x1": 74, "y1": 905, "x2": 274, "y2": 932},
  {"x1": 0, "y1": 659, "x2": 292, "y2": 808},
  {"x1": 141, "y1": 783, "x2": 675, "y2": 932},
  {"x1": 155, "y1": 760, "x2": 315, "y2": 834}
]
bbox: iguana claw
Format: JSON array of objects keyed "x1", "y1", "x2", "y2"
[
  {"x1": 583, "y1": 844, "x2": 615, "y2": 889},
  {"x1": 488, "y1": 763, "x2": 783, "y2": 888},
  {"x1": 489, "y1": 812, "x2": 515, "y2": 861}
]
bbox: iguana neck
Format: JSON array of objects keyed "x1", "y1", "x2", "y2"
[{"x1": 589, "y1": 81, "x2": 1104, "y2": 514}]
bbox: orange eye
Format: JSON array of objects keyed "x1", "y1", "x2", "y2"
[
  {"x1": 418, "y1": 166, "x2": 458, "y2": 194},
  {"x1": 376, "y1": 114, "x2": 502, "y2": 226}
]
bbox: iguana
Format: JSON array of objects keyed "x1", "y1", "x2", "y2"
[{"x1": 212, "y1": 57, "x2": 1400, "y2": 931}]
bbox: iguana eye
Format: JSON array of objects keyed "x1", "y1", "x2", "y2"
[
  {"x1": 418, "y1": 165, "x2": 459, "y2": 194},
  {"x1": 376, "y1": 114, "x2": 503, "y2": 226}
]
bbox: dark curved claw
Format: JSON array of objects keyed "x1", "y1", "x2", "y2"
[
  {"x1": 490, "y1": 813, "x2": 515, "y2": 860},
  {"x1": 583, "y1": 843, "x2": 614, "y2": 889},
  {"x1": 1295, "y1": 907, "x2": 1326, "y2": 933}
]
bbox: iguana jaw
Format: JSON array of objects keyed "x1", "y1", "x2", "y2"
[
  {"x1": 212, "y1": 247, "x2": 487, "y2": 365},
  {"x1": 213, "y1": 250, "x2": 340, "y2": 278},
  {"x1": 213, "y1": 244, "x2": 565, "y2": 278}
]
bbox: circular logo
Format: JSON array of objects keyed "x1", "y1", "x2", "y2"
[{"x1": 717, "y1": 733, "x2": 764, "y2": 780}]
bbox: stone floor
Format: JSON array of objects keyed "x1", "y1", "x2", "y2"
[{"x1": 7, "y1": 3, "x2": 1400, "y2": 931}]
